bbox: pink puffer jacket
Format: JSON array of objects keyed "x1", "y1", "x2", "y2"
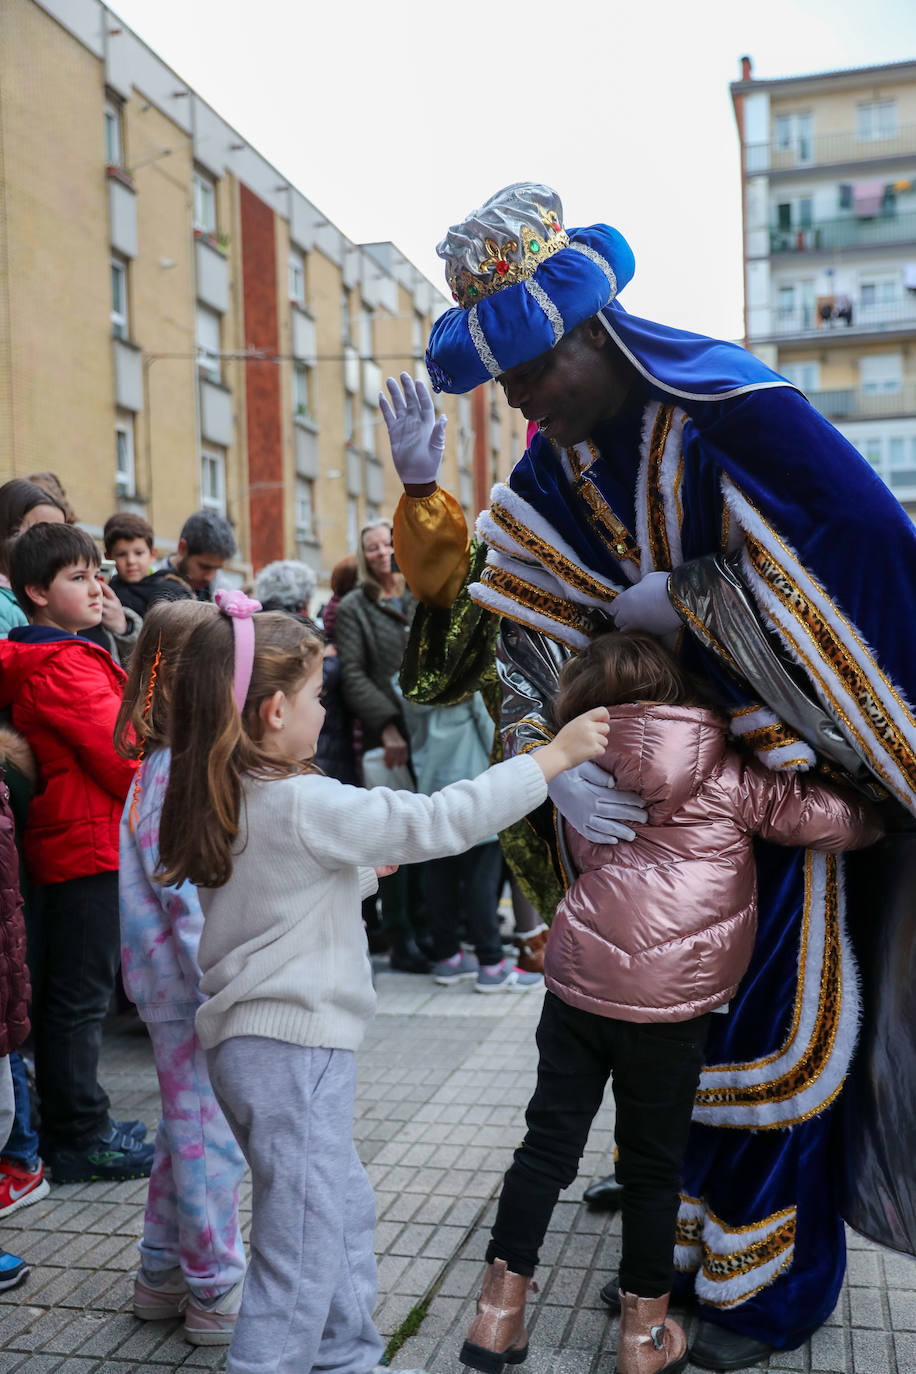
[{"x1": 545, "y1": 703, "x2": 882, "y2": 1023}]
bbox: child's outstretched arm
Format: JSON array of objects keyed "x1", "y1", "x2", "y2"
[
  {"x1": 530, "y1": 708, "x2": 611, "y2": 784},
  {"x1": 726, "y1": 759, "x2": 884, "y2": 852},
  {"x1": 296, "y1": 708, "x2": 610, "y2": 873}
]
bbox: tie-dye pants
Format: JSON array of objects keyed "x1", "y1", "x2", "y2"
[{"x1": 139, "y1": 1018, "x2": 246, "y2": 1301}]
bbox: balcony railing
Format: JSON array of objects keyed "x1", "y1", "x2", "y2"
[
  {"x1": 805, "y1": 383, "x2": 916, "y2": 421},
  {"x1": 769, "y1": 209, "x2": 916, "y2": 254},
  {"x1": 771, "y1": 299, "x2": 916, "y2": 338},
  {"x1": 746, "y1": 122, "x2": 916, "y2": 173}
]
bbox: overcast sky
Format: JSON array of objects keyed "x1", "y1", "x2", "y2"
[{"x1": 108, "y1": 0, "x2": 915, "y2": 341}]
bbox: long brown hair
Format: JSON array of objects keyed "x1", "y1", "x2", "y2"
[
  {"x1": 115, "y1": 600, "x2": 217, "y2": 759},
  {"x1": 157, "y1": 611, "x2": 323, "y2": 889},
  {"x1": 552, "y1": 630, "x2": 713, "y2": 728}
]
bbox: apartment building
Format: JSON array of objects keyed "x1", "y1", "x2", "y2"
[
  {"x1": 730, "y1": 57, "x2": 916, "y2": 511},
  {"x1": 0, "y1": 0, "x2": 526, "y2": 580}
]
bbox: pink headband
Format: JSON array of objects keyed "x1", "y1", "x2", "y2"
[{"x1": 214, "y1": 588, "x2": 262, "y2": 710}]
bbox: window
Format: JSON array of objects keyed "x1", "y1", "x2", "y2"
[
  {"x1": 778, "y1": 285, "x2": 795, "y2": 316},
  {"x1": 838, "y1": 183, "x2": 853, "y2": 211},
  {"x1": 361, "y1": 403, "x2": 376, "y2": 457},
  {"x1": 411, "y1": 313, "x2": 424, "y2": 360},
  {"x1": 344, "y1": 393, "x2": 354, "y2": 443},
  {"x1": 774, "y1": 115, "x2": 792, "y2": 151},
  {"x1": 773, "y1": 112, "x2": 812, "y2": 162},
  {"x1": 856, "y1": 99, "x2": 897, "y2": 142},
  {"x1": 293, "y1": 363, "x2": 311, "y2": 419},
  {"x1": 289, "y1": 249, "x2": 307, "y2": 308},
  {"x1": 201, "y1": 450, "x2": 226, "y2": 514},
  {"x1": 193, "y1": 171, "x2": 217, "y2": 234},
  {"x1": 347, "y1": 496, "x2": 358, "y2": 550},
  {"x1": 115, "y1": 414, "x2": 135, "y2": 495},
  {"x1": 104, "y1": 99, "x2": 123, "y2": 167},
  {"x1": 110, "y1": 258, "x2": 128, "y2": 338},
  {"x1": 860, "y1": 274, "x2": 900, "y2": 310},
  {"x1": 359, "y1": 308, "x2": 374, "y2": 359},
  {"x1": 196, "y1": 305, "x2": 221, "y2": 382},
  {"x1": 780, "y1": 361, "x2": 820, "y2": 394},
  {"x1": 860, "y1": 353, "x2": 903, "y2": 395},
  {"x1": 295, "y1": 476, "x2": 314, "y2": 542},
  {"x1": 341, "y1": 293, "x2": 352, "y2": 345}
]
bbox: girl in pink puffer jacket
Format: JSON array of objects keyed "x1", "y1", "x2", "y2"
[{"x1": 463, "y1": 631, "x2": 883, "y2": 1374}]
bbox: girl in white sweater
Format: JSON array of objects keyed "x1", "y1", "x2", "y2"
[{"x1": 156, "y1": 591, "x2": 608, "y2": 1374}]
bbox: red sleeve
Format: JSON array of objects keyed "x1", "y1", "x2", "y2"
[{"x1": 27, "y1": 650, "x2": 136, "y2": 801}]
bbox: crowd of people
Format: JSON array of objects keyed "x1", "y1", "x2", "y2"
[{"x1": 0, "y1": 177, "x2": 912, "y2": 1374}]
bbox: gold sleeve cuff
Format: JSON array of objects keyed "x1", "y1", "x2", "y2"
[{"x1": 393, "y1": 487, "x2": 471, "y2": 609}]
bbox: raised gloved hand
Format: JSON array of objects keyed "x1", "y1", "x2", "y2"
[
  {"x1": 547, "y1": 759, "x2": 647, "y2": 845},
  {"x1": 379, "y1": 372, "x2": 448, "y2": 487},
  {"x1": 611, "y1": 571, "x2": 682, "y2": 635}
]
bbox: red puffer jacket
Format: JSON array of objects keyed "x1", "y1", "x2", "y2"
[
  {"x1": 0, "y1": 629, "x2": 136, "y2": 884},
  {"x1": 546, "y1": 703, "x2": 883, "y2": 1023},
  {"x1": 0, "y1": 771, "x2": 30, "y2": 1054}
]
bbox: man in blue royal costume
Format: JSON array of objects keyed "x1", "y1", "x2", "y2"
[{"x1": 385, "y1": 183, "x2": 916, "y2": 1372}]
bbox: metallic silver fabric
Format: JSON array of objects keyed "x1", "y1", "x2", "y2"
[{"x1": 669, "y1": 554, "x2": 873, "y2": 784}]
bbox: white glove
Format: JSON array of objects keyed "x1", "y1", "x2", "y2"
[
  {"x1": 611, "y1": 571, "x2": 682, "y2": 635},
  {"x1": 547, "y1": 759, "x2": 647, "y2": 845},
  {"x1": 379, "y1": 372, "x2": 447, "y2": 486}
]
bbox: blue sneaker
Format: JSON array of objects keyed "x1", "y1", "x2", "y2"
[
  {"x1": 475, "y1": 959, "x2": 544, "y2": 994},
  {"x1": 0, "y1": 1249, "x2": 28, "y2": 1291},
  {"x1": 432, "y1": 951, "x2": 480, "y2": 985}
]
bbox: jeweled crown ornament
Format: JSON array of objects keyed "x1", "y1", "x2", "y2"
[{"x1": 438, "y1": 183, "x2": 569, "y2": 309}]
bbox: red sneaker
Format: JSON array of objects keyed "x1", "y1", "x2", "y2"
[{"x1": 0, "y1": 1160, "x2": 50, "y2": 1218}]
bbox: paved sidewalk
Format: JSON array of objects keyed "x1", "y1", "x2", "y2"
[{"x1": 0, "y1": 964, "x2": 911, "y2": 1373}]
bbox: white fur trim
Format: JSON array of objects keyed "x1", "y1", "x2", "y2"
[
  {"x1": 693, "y1": 852, "x2": 860, "y2": 1128},
  {"x1": 635, "y1": 401, "x2": 687, "y2": 575},
  {"x1": 467, "y1": 305, "x2": 501, "y2": 378},
  {"x1": 693, "y1": 1208, "x2": 796, "y2": 1309},
  {"x1": 523, "y1": 278, "x2": 564, "y2": 345},
  {"x1": 468, "y1": 580, "x2": 590, "y2": 649},
  {"x1": 723, "y1": 476, "x2": 916, "y2": 814},
  {"x1": 674, "y1": 1245, "x2": 702, "y2": 1273},
  {"x1": 729, "y1": 705, "x2": 817, "y2": 772}
]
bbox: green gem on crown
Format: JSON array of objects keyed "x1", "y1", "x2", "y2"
[{"x1": 530, "y1": 239, "x2": 540, "y2": 253}]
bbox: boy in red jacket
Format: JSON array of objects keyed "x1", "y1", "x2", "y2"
[{"x1": 0, "y1": 524, "x2": 153, "y2": 1182}]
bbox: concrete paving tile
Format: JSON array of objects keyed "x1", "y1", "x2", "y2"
[
  {"x1": 845, "y1": 1248, "x2": 881, "y2": 1286},
  {"x1": 2, "y1": 1358, "x2": 65, "y2": 1373},
  {"x1": 889, "y1": 1287, "x2": 916, "y2": 1329},
  {"x1": 848, "y1": 1284, "x2": 885, "y2": 1327},
  {"x1": 850, "y1": 1328, "x2": 895, "y2": 1373},
  {"x1": 809, "y1": 1323, "x2": 851, "y2": 1371},
  {"x1": 882, "y1": 1251, "x2": 916, "y2": 1288}
]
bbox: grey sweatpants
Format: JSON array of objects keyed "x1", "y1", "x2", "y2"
[{"x1": 207, "y1": 1037, "x2": 383, "y2": 1374}]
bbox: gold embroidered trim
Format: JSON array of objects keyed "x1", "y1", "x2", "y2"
[
  {"x1": 702, "y1": 1220, "x2": 795, "y2": 1282},
  {"x1": 566, "y1": 440, "x2": 642, "y2": 568},
  {"x1": 447, "y1": 224, "x2": 569, "y2": 308},
  {"x1": 696, "y1": 854, "x2": 841, "y2": 1112},
  {"x1": 488, "y1": 503, "x2": 618, "y2": 603},
  {"x1": 646, "y1": 405, "x2": 675, "y2": 571},
  {"x1": 480, "y1": 566, "x2": 608, "y2": 639},
  {"x1": 741, "y1": 721, "x2": 806, "y2": 754},
  {"x1": 746, "y1": 534, "x2": 916, "y2": 794},
  {"x1": 669, "y1": 587, "x2": 740, "y2": 673}
]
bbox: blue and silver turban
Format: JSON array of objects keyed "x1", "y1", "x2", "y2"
[{"x1": 425, "y1": 183, "x2": 635, "y2": 394}]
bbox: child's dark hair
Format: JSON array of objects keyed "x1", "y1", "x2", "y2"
[
  {"x1": 9, "y1": 523, "x2": 99, "y2": 615},
  {"x1": 0, "y1": 479, "x2": 67, "y2": 576},
  {"x1": 115, "y1": 600, "x2": 218, "y2": 760},
  {"x1": 104, "y1": 511, "x2": 154, "y2": 555},
  {"x1": 157, "y1": 611, "x2": 324, "y2": 889},
  {"x1": 552, "y1": 630, "x2": 713, "y2": 728}
]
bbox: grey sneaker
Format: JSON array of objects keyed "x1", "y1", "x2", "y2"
[
  {"x1": 184, "y1": 1276, "x2": 245, "y2": 1346},
  {"x1": 475, "y1": 959, "x2": 544, "y2": 994},
  {"x1": 432, "y1": 951, "x2": 480, "y2": 985}
]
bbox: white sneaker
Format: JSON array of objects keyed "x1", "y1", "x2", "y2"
[{"x1": 184, "y1": 1276, "x2": 245, "y2": 1346}]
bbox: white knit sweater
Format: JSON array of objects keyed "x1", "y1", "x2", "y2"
[{"x1": 195, "y1": 754, "x2": 547, "y2": 1051}]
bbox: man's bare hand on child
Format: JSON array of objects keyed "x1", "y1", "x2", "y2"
[
  {"x1": 533, "y1": 708, "x2": 610, "y2": 783},
  {"x1": 99, "y1": 579, "x2": 128, "y2": 636}
]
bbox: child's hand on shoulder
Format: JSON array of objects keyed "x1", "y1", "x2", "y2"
[
  {"x1": 375, "y1": 864, "x2": 399, "y2": 878},
  {"x1": 533, "y1": 708, "x2": 610, "y2": 783}
]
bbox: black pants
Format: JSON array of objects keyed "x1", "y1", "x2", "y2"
[
  {"x1": 425, "y1": 841, "x2": 504, "y2": 967},
  {"x1": 488, "y1": 992, "x2": 710, "y2": 1296},
  {"x1": 27, "y1": 872, "x2": 121, "y2": 1151}
]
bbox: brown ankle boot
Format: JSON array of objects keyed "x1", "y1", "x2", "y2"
[
  {"x1": 514, "y1": 924, "x2": 549, "y2": 974},
  {"x1": 615, "y1": 1290, "x2": 687, "y2": 1374},
  {"x1": 460, "y1": 1258, "x2": 535, "y2": 1373}
]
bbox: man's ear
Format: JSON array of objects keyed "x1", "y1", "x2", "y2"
[
  {"x1": 258, "y1": 689, "x2": 286, "y2": 734},
  {"x1": 24, "y1": 584, "x2": 49, "y2": 610},
  {"x1": 177, "y1": 538, "x2": 188, "y2": 558},
  {"x1": 583, "y1": 316, "x2": 609, "y2": 350}
]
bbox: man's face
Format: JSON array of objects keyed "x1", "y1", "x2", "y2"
[
  {"x1": 497, "y1": 322, "x2": 633, "y2": 449},
  {"x1": 111, "y1": 537, "x2": 153, "y2": 583},
  {"x1": 29, "y1": 560, "x2": 103, "y2": 633},
  {"x1": 177, "y1": 539, "x2": 224, "y2": 589}
]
